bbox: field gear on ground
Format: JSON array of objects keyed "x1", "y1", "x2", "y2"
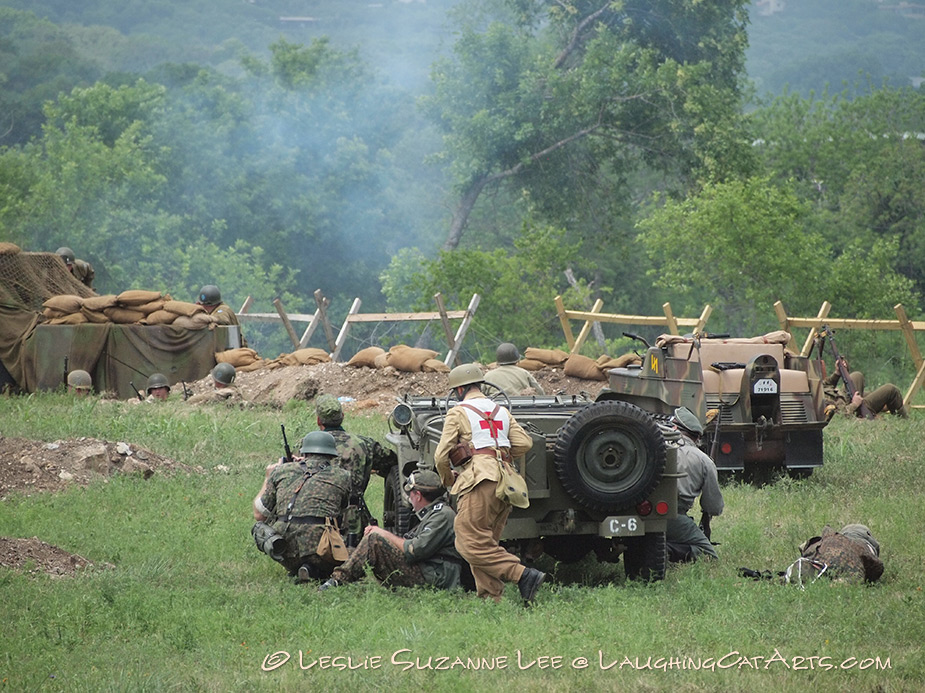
[
  {"x1": 317, "y1": 517, "x2": 349, "y2": 563},
  {"x1": 145, "y1": 372, "x2": 170, "y2": 393},
  {"x1": 496, "y1": 343, "x2": 520, "y2": 365},
  {"x1": 448, "y1": 363, "x2": 485, "y2": 389},
  {"x1": 67, "y1": 369, "x2": 92, "y2": 391},
  {"x1": 212, "y1": 362, "x2": 236, "y2": 385},
  {"x1": 315, "y1": 393, "x2": 344, "y2": 425},
  {"x1": 197, "y1": 285, "x2": 221, "y2": 306},
  {"x1": 299, "y1": 431, "x2": 339, "y2": 457},
  {"x1": 251, "y1": 521, "x2": 286, "y2": 560}
]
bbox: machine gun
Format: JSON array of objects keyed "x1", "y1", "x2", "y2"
[
  {"x1": 281, "y1": 424, "x2": 294, "y2": 463},
  {"x1": 821, "y1": 325, "x2": 874, "y2": 420}
]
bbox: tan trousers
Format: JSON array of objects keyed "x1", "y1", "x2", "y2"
[{"x1": 454, "y1": 479, "x2": 525, "y2": 601}]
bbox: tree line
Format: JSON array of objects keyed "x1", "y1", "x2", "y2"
[{"x1": 0, "y1": 4, "x2": 922, "y2": 370}]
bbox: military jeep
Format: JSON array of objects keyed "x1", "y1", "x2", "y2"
[
  {"x1": 383, "y1": 391, "x2": 681, "y2": 581},
  {"x1": 601, "y1": 332, "x2": 828, "y2": 479}
]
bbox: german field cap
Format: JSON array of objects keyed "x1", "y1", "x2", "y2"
[{"x1": 673, "y1": 406, "x2": 704, "y2": 435}]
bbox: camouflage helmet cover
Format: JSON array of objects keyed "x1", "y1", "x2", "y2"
[
  {"x1": 299, "y1": 430, "x2": 339, "y2": 456},
  {"x1": 56, "y1": 247, "x2": 76, "y2": 265},
  {"x1": 448, "y1": 363, "x2": 485, "y2": 389},
  {"x1": 197, "y1": 285, "x2": 222, "y2": 305},
  {"x1": 67, "y1": 369, "x2": 92, "y2": 390},
  {"x1": 496, "y1": 342, "x2": 520, "y2": 365},
  {"x1": 146, "y1": 373, "x2": 170, "y2": 393},
  {"x1": 315, "y1": 393, "x2": 344, "y2": 425},
  {"x1": 211, "y1": 362, "x2": 236, "y2": 385}
]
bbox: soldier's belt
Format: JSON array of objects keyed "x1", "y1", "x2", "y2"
[
  {"x1": 472, "y1": 447, "x2": 511, "y2": 462},
  {"x1": 287, "y1": 515, "x2": 327, "y2": 525}
]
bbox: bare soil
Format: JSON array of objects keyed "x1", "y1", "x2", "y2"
[{"x1": 1, "y1": 362, "x2": 606, "y2": 576}]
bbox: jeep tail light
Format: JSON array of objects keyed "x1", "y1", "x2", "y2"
[
  {"x1": 655, "y1": 501, "x2": 669, "y2": 516},
  {"x1": 636, "y1": 500, "x2": 652, "y2": 516},
  {"x1": 721, "y1": 442, "x2": 732, "y2": 455}
]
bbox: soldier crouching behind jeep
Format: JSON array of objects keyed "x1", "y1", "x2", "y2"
[
  {"x1": 251, "y1": 431, "x2": 350, "y2": 581},
  {"x1": 319, "y1": 470, "x2": 462, "y2": 592}
]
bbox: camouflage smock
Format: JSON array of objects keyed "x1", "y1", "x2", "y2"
[
  {"x1": 326, "y1": 427, "x2": 396, "y2": 495},
  {"x1": 258, "y1": 455, "x2": 350, "y2": 559}
]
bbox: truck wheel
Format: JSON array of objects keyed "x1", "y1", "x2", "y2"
[
  {"x1": 383, "y1": 467, "x2": 413, "y2": 535},
  {"x1": 623, "y1": 532, "x2": 667, "y2": 582},
  {"x1": 554, "y1": 400, "x2": 666, "y2": 512}
]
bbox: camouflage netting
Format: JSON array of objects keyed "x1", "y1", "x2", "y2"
[{"x1": 0, "y1": 248, "x2": 96, "y2": 312}]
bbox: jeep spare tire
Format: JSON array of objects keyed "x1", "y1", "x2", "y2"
[{"x1": 554, "y1": 400, "x2": 666, "y2": 512}]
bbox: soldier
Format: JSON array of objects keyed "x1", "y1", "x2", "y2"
[
  {"x1": 186, "y1": 363, "x2": 244, "y2": 405},
  {"x1": 799, "y1": 524, "x2": 883, "y2": 583},
  {"x1": 56, "y1": 247, "x2": 95, "y2": 289},
  {"x1": 823, "y1": 364, "x2": 907, "y2": 420},
  {"x1": 66, "y1": 369, "x2": 93, "y2": 396},
  {"x1": 318, "y1": 470, "x2": 462, "y2": 591},
  {"x1": 665, "y1": 407, "x2": 724, "y2": 563},
  {"x1": 313, "y1": 393, "x2": 397, "y2": 540},
  {"x1": 196, "y1": 284, "x2": 246, "y2": 346},
  {"x1": 251, "y1": 431, "x2": 351, "y2": 580},
  {"x1": 145, "y1": 373, "x2": 170, "y2": 402},
  {"x1": 434, "y1": 363, "x2": 544, "y2": 604},
  {"x1": 483, "y1": 343, "x2": 545, "y2": 396}
]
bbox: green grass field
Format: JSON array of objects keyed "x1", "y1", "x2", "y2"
[{"x1": 1, "y1": 394, "x2": 923, "y2": 692}]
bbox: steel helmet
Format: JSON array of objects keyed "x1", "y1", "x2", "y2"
[
  {"x1": 496, "y1": 342, "x2": 520, "y2": 365},
  {"x1": 67, "y1": 369, "x2": 92, "y2": 390},
  {"x1": 56, "y1": 247, "x2": 76, "y2": 265},
  {"x1": 197, "y1": 285, "x2": 222, "y2": 306},
  {"x1": 448, "y1": 363, "x2": 485, "y2": 389},
  {"x1": 146, "y1": 373, "x2": 170, "y2": 393},
  {"x1": 299, "y1": 430, "x2": 339, "y2": 457},
  {"x1": 211, "y1": 362, "x2": 236, "y2": 385}
]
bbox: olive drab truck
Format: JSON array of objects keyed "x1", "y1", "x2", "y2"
[
  {"x1": 383, "y1": 390, "x2": 682, "y2": 583},
  {"x1": 601, "y1": 331, "x2": 828, "y2": 480}
]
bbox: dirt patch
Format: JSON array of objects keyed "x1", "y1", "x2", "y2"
[
  {"x1": 0, "y1": 536, "x2": 110, "y2": 577},
  {"x1": 184, "y1": 361, "x2": 609, "y2": 416},
  {"x1": 0, "y1": 436, "x2": 199, "y2": 500}
]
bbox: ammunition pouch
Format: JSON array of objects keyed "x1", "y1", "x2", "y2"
[{"x1": 251, "y1": 521, "x2": 286, "y2": 560}]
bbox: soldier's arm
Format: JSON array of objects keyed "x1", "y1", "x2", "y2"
[
  {"x1": 698, "y1": 453, "x2": 724, "y2": 517},
  {"x1": 253, "y1": 466, "x2": 278, "y2": 521},
  {"x1": 403, "y1": 508, "x2": 454, "y2": 563},
  {"x1": 434, "y1": 408, "x2": 466, "y2": 488}
]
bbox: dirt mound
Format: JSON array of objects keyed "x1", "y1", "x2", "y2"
[
  {"x1": 0, "y1": 436, "x2": 199, "y2": 499},
  {"x1": 0, "y1": 536, "x2": 110, "y2": 577},
  {"x1": 184, "y1": 361, "x2": 609, "y2": 416}
]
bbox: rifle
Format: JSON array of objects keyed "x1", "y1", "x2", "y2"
[
  {"x1": 181, "y1": 381, "x2": 192, "y2": 401},
  {"x1": 130, "y1": 381, "x2": 144, "y2": 402},
  {"x1": 281, "y1": 424, "x2": 294, "y2": 463},
  {"x1": 63, "y1": 355, "x2": 69, "y2": 387},
  {"x1": 822, "y1": 325, "x2": 874, "y2": 419},
  {"x1": 700, "y1": 512, "x2": 712, "y2": 542}
]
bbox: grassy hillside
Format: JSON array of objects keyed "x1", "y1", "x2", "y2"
[{"x1": 1, "y1": 393, "x2": 923, "y2": 691}]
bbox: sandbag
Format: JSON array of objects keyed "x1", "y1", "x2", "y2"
[
  {"x1": 171, "y1": 315, "x2": 204, "y2": 329},
  {"x1": 216, "y1": 347, "x2": 261, "y2": 367},
  {"x1": 517, "y1": 358, "x2": 546, "y2": 371},
  {"x1": 289, "y1": 348, "x2": 331, "y2": 365},
  {"x1": 117, "y1": 289, "x2": 164, "y2": 306},
  {"x1": 347, "y1": 346, "x2": 386, "y2": 368},
  {"x1": 43, "y1": 295, "x2": 84, "y2": 314},
  {"x1": 82, "y1": 294, "x2": 118, "y2": 311},
  {"x1": 0, "y1": 242, "x2": 21, "y2": 255},
  {"x1": 422, "y1": 358, "x2": 451, "y2": 373},
  {"x1": 135, "y1": 299, "x2": 166, "y2": 315},
  {"x1": 524, "y1": 347, "x2": 569, "y2": 366},
  {"x1": 564, "y1": 354, "x2": 607, "y2": 381},
  {"x1": 388, "y1": 346, "x2": 439, "y2": 372},
  {"x1": 104, "y1": 306, "x2": 146, "y2": 324},
  {"x1": 42, "y1": 307, "x2": 68, "y2": 319},
  {"x1": 163, "y1": 300, "x2": 205, "y2": 317},
  {"x1": 48, "y1": 312, "x2": 88, "y2": 325},
  {"x1": 237, "y1": 359, "x2": 267, "y2": 373},
  {"x1": 373, "y1": 352, "x2": 391, "y2": 369},
  {"x1": 81, "y1": 308, "x2": 110, "y2": 324},
  {"x1": 141, "y1": 309, "x2": 177, "y2": 325},
  {"x1": 597, "y1": 352, "x2": 641, "y2": 369},
  {"x1": 189, "y1": 312, "x2": 216, "y2": 327}
]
